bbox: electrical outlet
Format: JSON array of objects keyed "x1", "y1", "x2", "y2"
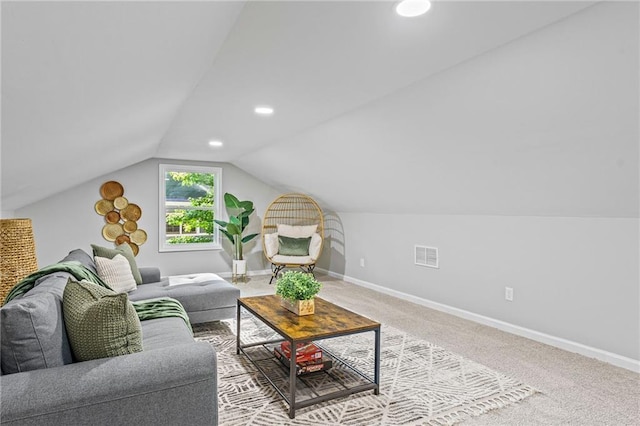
[
  {"x1": 505, "y1": 287, "x2": 514, "y2": 301},
  {"x1": 360, "y1": 258, "x2": 365, "y2": 267}
]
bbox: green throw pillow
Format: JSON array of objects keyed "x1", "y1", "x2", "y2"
[
  {"x1": 91, "y1": 243, "x2": 142, "y2": 284},
  {"x1": 63, "y1": 279, "x2": 143, "y2": 361},
  {"x1": 278, "y1": 235, "x2": 312, "y2": 256}
]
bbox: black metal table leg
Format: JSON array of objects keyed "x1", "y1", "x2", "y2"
[
  {"x1": 289, "y1": 339, "x2": 297, "y2": 418},
  {"x1": 236, "y1": 301, "x2": 241, "y2": 355},
  {"x1": 374, "y1": 326, "x2": 381, "y2": 395}
]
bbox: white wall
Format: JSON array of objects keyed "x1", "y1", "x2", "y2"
[
  {"x1": 329, "y1": 213, "x2": 639, "y2": 361},
  {"x1": 15, "y1": 158, "x2": 280, "y2": 275}
]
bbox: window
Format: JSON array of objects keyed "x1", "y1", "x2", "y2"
[{"x1": 159, "y1": 164, "x2": 222, "y2": 251}]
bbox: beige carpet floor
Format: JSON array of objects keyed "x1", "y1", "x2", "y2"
[
  {"x1": 233, "y1": 273, "x2": 639, "y2": 425},
  {"x1": 196, "y1": 316, "x2": 535, "y2": 425}
]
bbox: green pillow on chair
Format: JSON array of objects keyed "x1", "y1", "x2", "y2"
[
  {"x1": 278, "y1": 235, "x2": 312, "y2": 256},
  {"x1": 63, "y1": 279, "x2": 142, "y2": 361}
]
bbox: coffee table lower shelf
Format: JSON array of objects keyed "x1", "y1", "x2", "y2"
[
  {"x1": 236, "y1": 298, "x2": 381, "y2": 419},
  {"x1": 238, "y1": 339, "x2": 379, "y2": 418}
]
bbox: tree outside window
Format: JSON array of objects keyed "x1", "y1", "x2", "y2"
[{"x1": 159, "y1": 164, "x2": 222, "y2": 251}]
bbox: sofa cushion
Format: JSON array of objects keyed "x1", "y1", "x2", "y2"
[
  {"x1": 95, "y1": 254, "x2": 137, "y2": 293},
  {"x1": 139, "y1": 267, "x2": 161, "y2": 284},
  {"x1": 91, "y1": 243, "x2": 142, "y2": 284},
  {"x1": 60, "y1": 248, "x2": 98, "y2": 275},
  {"x1": 63, "y1": 280, "x2": 142, "y2": 361},
  {"x1": 1, "y1": 273, "x2": 74, "y2": 374},
  {"x1": 141, "y1": 317, "x2": 195, "y2": 351},
  {"x1": 128, "y1": 276, "x2": 239, "y2": 323},
  {"x1": 278, "y1": 235, "x2": 312, "y2": 256}
]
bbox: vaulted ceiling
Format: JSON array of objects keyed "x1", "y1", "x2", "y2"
[{"x1": 3, "y1": 1, "x2": 636, "y2": 217}]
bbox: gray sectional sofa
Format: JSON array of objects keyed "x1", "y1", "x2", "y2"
[{"x1": 0, "y1": 248, "x2": 240, "y2": 425}]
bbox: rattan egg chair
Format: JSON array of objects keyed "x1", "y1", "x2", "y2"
[{"x1": 262, "y1": 193, "x2": 324, "y2": 284}]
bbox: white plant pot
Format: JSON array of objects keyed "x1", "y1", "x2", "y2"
[{"x1": 233, "y1": 259, "x2": 247, "y2": 275}]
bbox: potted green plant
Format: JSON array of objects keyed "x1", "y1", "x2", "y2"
[
  {"x1": 214, "y1": 193, "x2": 259, "y2": 277},
  {"x1": 275, "y1": 271, "x2": 322, "y2": 315}
]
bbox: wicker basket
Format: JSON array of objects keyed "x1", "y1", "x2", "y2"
[{"x1": 1, "y1": 218, "x2": 38, "y2": 302}]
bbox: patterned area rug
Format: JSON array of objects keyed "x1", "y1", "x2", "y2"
[{"x1": 193, "y1": 317, "x2": 536, "y2": 426}]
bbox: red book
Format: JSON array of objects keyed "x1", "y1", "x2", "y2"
[
  {"x1": 274, "y1": 347, "x2": 333, "y2": 376},
  {"x1": 280, "y1": 341, "x2": 323, "y2": 363}
]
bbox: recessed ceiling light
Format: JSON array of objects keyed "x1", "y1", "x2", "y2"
[
  {"x1": 254, "y1": 105, "x2": 274, "y2": 115},
  {"x1": 208, "y1": 140, "x2": 224, "y2": 148},
  {"x1": 396, "y1": 0, "x2": 431, "y2": 17}
]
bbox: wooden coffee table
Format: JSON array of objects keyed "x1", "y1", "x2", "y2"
[{"x1": 236, "y1": 295, "x2": 381, "y2": 419}]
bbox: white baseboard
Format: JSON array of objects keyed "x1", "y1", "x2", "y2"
[{"x1": 318, "y1": 268, "x2": 640, "y2": 373}]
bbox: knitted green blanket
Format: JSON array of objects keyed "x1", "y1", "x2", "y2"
[
  {"x1": 3, "y1": 261, "x2": 191, "y2": 331},
  {"x1": 3, "y1": 261, "x2": 104, "y2": 304},
  {"x1": 133, "y1": 297, "x2": 192, "y2": 332}
]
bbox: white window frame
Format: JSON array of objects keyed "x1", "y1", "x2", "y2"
[{"x1": 159, "y1": 164, "x2": 222, "y2": 252}]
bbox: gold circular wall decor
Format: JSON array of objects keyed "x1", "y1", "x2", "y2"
[
  {"x1": 113, "y1": 196, "x2": 129, "y2": 210},
  {"x1": 100, "y1": 181, "x2": 124, "y2": 201},
  {"x1": 95, "y1": 181, "x2": 146, "y2": 256},
  {"x1": 123, "y1": 220, "x2": 137, "y2": 233},
  {"x1": 102, "y1": 223, "x2": 124, "y2": 241},
  {"x1": 95, "y1": 199, "x2": 114, "y2": 215},
  {"x1": 115, "y1": 235, "x2": 131, "y2": 245},
  {"x1": 105, "y1": 211, "x2": 120, "y2": 224},
  {"x1": 129, "y1": 229, "x2": 147, "y2": 245},
  {"x1": 120, "y1": 204, "x2": 142, "y2": 221},
  {"x1": 128, "y1": 242, "x2": 140, "y2": 256}
]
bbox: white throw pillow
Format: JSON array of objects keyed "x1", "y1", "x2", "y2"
[
  {"x1": 277, "y1": 224, "x2": 318, "y2": 238},
  {"x1": 264, "y1": 233, "x2": 279, "y2": 258},
  {"x1": 309, "y1": 233, "x2": 322, "y2": 260},
  {"x1": 94, "y1": 254, "x2": 137, "y2": 293}
]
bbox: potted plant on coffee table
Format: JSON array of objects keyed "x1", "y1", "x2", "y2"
[
  {"x1": 275, "y1": 271, "x2": 322, "y2": 316},
  {"x1": 214, "y1": 193, "x2": 258, "y2": 279}
]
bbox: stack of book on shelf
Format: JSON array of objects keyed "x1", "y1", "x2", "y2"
[{"x1": 274, "y1": 341, "x2": 333, "y2": 376}]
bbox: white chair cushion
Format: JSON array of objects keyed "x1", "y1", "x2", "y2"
[
  {"x1": 94, "y1": 254, "x2": 137, "y2": 293},
  {"x1": 271, "y1": 254, "x2": 314, "y2": 265},
  {"x1": 309, "y1": 233, "x2": 322, "y2": 260},
  {"x1": 277, "y1": 224, "x2": 318, "y2": 238},
  {"x1": 264, "y1": 232, "x2": 279, "y2": 258}
]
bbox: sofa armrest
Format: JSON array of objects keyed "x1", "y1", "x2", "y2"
[
  {"x1": 138, "y1": 266, "x2": 161, "y2": 284},
  {"x1": 1, "y1": 342, "x2": 217, "y2": 425}
]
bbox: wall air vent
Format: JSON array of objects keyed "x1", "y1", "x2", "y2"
[{"x1": 415, "y1": 245, "x2": 438, "y2": 268}]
